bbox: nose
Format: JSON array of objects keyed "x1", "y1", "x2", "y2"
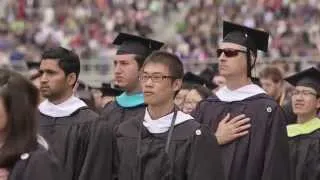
[
  {"x1": 219, "y1": 53, "x2": 227, "y2": 63},
  {"x1": 144, "y1": 77, "x2": 153, "y2": 87},
  {"x1": 114, "y1": 64, "x2": 122, "y2": 75},
  {"x1": 40, "y1": 73, "x2": 48, "y2": 83}
]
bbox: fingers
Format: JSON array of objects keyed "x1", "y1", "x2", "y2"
[
  {"x1": 233, "y1": 124, "x2": 251, "y2": 133},
  {"x1": 233, "y1": 117, "x2": 251, "y2": 127},
  {"x1": 233, "y1": 130, "x2": 249, "y2": 139},
  {"x1": 228, "y1": 114, "x2": 246, "y2": 124},
  {"x1": 220, "y1": 113, "x2": 230, "y2": 123}
]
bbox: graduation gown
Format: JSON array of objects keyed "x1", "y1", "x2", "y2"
[
  {"x1": 287, "y1": 118, "x2": 320, "y2": 180},
  {"x1": 9, "y1": 145, "x2": 65, "y2": 180},
  {"x1": 192, "y1": 93, "x2": 290, "y2": 180},
  {"x1": 114, "y1": 110, "x2": 225, "y2": 180},
  {"x1": 39, "y1": 107, "x2": 113, "y2": 180},
  {"x1": 100, "y1": 101, "x2": 145, "y2": 130}
]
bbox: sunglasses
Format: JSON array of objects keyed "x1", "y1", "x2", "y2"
[{"x1": 216, "y1": 48, "x2": 247, "y2": 58}]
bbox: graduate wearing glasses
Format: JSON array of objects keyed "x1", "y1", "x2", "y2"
[
  {"x1": 192, "y1": 21, "x2": 290, "y2": 180},
  {"x1": 114, "y1": 51, "x2": 225, "y2": 180},
  {"x1": 285, "y1": 67, "x2": 320, "y2": 180}
]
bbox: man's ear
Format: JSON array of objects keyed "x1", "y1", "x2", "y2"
[
  {"x1": 172, "y1": 79, "x2": 182, "y2": 92},
  {"x1": 67, "y1": 72, "x2": 77, "y2": 87}
]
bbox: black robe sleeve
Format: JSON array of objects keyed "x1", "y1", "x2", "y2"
[
  {"x1": 78, "y1": 120, "x2": 113, "y2": 180},
  {"x1": 9, "y1": 148, "x2": 65, "y2": 180},
  {"x1": 187, "y1": 125, "x2": 225, "y2": 180}
]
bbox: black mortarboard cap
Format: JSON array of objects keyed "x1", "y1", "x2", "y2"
[
  {"x1": 183, "y1": 72, "x2": 217, "y2": 90},
  {"x1": 285, "y1": 67, "x2": 320, "y2": 93},
  {"x1": 26, "y1": 61, "x2": 40, "y2": 70},
  {"x1": 223, "y1": 21, "x2": 269, "y2": 53},
  {"x1": 100, "y1": 83, "x2": 123, "y2": 97},
  {"x1": 113, "y1": 33, "x2": 164, "y2": 59}
]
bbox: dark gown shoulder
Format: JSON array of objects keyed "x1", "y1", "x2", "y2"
[
  {"x1": 9, "y1": 145, "x2": 65, "y2": 180},
  {"x1": 39, "y1": 107, "x2": 98, "y2": 125},
  {"x1": 100, "y1": 101, "x2": 146, "y2": 130},
  {"x1": 38, "y1": 107, "x2": 110, "y2": 180},
  {"x1": 289, "y1": 129, "x2": 320, "y2": 180}
]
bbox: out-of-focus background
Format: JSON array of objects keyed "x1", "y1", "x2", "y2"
[{"x1": 0, "y1": 0, "x2": 319, "y2": 86}]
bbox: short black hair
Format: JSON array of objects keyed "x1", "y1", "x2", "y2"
[
  {"x1": 0, "y1": 69, "x2": 39, "y2": 168},
  {"x1": 143, "y1": 51, "x2": 184, "y2": 80},
  {"x1": 41, "y1": 47, "x2": 80, "y2": 80},
  {"x1": 190, "y1": 84, "x2": 212, "y2": 99}
]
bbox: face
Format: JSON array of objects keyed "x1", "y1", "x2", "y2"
[
  {"x1": 0, "y1": 97, "x2": 8, "y2": 133},
  {"x1": 182, "y1": 89, "x2": 203, "y2": 114},
  {"x1": 218, "y1": 42, "x2": 248, "y2": 77},
  {"x1": 39, "y1": 59, "x2": 75, "y2": 101},
  {"x1": 213, "y1": 75, "x2": 226, "y2": 88},
  {"x1": 260, "y1": 78, "x2": 281, "y2": 98},
  {"x1": 141, "y1": 63, "x2": 181, "y2": 106},
  {"x1": 291, "y1": 86, "x2": 320, "y2": 116},
  {"x1": 174, "y1": 89, "x2": 190, "y2": 110},
  {"x1": 113, "y1": 54, "x2": 140, "y2": 91}
]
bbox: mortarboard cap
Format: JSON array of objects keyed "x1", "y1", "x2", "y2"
[
  {"x1": 183, "y1": 72, "x2": 217, "y2": 90},
  {"x1": 26, "y1": 61, "x2": 40, "y2": 70},
  {"x1": 223, "y1": 21, "x2": 269, "y2": 53},
  {"x1": 100, "y1": 83, "x2": 123, "y2": 97},
  {"x1": 285, "y1": 67, "x2": 320, "y2": 94},
  {"x1": 113, "y1": 33, "x2": 164, "y2": 59}
]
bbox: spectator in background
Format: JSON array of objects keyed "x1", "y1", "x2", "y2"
[
  {"x1": 174, "y1": 83, "x2": 192, "y2": 110},
  {"x1": 259, "y1": 66, "x2": 289, "y2": 106},
  {"x1": 182, "y1": 84, "x2": 212, "y2": 114}
]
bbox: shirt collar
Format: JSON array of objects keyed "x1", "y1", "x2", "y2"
[
  {"x1": 38, "y1": 95, "x2": 87, "y2": 117},
  {"x1": 216, "y1": 84, "x2": 266, "y2": 102},
  {"x1": 143, "y1": 108, "x2": 194, "y2": 134}
]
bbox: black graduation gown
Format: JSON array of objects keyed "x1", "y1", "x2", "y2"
[
  {"x1": 114, "y1": 114, "x2": 225, "y2": 180},
  {"x1": 39, "y1": 107, "x2": 113, "y2": 180},
  {"x1": 192, "y1": 94, "x2": 290, "y2": 180},
  {"x1": 9, "y1": 146, "x2": 65, "y2": 180},
  {"x1": 289, "y1": 129, "x2": 320, "y2": 180},
  {"x1": 100, "y1": 101, "x2": 145, "y2": 129}
]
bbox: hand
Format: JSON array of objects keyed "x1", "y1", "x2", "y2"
[
  {"x1": 215, "y1": 113, "x2": 251, "y2": 145},
  {"x1": 0, "y1": 168, "x2": 8, "y2": 180}
]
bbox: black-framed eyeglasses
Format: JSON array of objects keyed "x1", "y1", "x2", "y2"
[
  {"x1": 217, "y1": 48, "x2": 247, "y2": 58},
  {"x1": 292, "y1": 90, "x2": 318, "y2": 97},
  {"x1": 139, "y1": 74, "x2": 176, "y2": 83}
]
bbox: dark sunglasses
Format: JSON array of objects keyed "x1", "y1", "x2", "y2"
[{"x1": 216, "y1": 48, "x2": 247, "y2": 58}]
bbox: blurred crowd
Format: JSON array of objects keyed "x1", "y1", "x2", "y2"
[
  {"x1": 0, "y1": 0, "x2": 319, "y2": 77},
  {"x1": 172, "y1": 0, "x2": 320, "y2": 61},
  {"x1": 0, "y1": 0, "x2": 186, "y2": 66}
]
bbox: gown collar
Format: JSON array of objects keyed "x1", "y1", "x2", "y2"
[
  {"x1": 38, "y1": 95, "x2": 87, "y2": 117},
  {"x1": 143, "y1": 108, "x2": 194, "y2": 134},
  {"x1": 116, "y1": 92, "x2": 144, "y2": 108},
  {"x1": 216, "y1": 84, "x2": 266, "y2": 102},
  {"x1": 287, "y1": 117, "x2": 320, "y2": 137}
]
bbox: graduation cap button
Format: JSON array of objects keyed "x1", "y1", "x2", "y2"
[
  {"x1": 195, "y1": 129, "x2": 202, "y2": 136},
  {"x1": 20, "y1": 153, "x2": 30, "y2": 160}
]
